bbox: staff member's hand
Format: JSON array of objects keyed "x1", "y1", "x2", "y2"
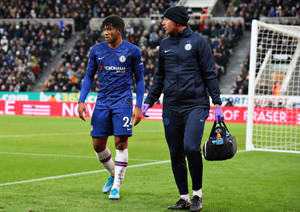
[
  {"x1": 78, "y1": 102, "x2": 86, "y2": 121},
  {"x1": 141, "y1": 104, "x2": 150, "y2": 117},
  {"x1": 132, "y1": 107, "x2": 142, "y2": 126},
  {"x1": 214, "y1": 105, "x2": 224, "y2": 124}
]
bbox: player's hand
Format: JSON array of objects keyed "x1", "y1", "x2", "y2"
[
  {"x1": 141, "y1": 104, "x2": 150, "y2": 117},
  {"x1": 214, "y1": 105, "x2": 224, "y2": 124},
  {"x1": 132, "y1": 107, "x2": 142, "y2": 126},
  {"x1": 78, "y1": 102, "x2": 86, "y2": 121}
]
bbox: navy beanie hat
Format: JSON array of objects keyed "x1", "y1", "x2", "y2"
[{"x1": 164, "y1": 6, "x2": 189, "y2": 26}]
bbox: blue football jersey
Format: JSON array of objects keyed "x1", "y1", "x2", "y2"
[{"x1": 79, "y1": 41, "x2": 144, "y2": 109}]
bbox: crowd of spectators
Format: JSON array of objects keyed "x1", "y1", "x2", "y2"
[
  {"x1": 223, "y1": 0, "x2": 299, "y2": 30},
  {"x1": 1, "y1": 0, "x2": 299, "y2": 95},
  {"x1": 190, "y1": 19, "x2": 244, "y2": 79},
  {"x1": 0, "y1": 21, "x2": 72, "y2": 91},
  {"x1": 230, "y1": 54, "x2": 249, "y2": 94},
  {"x1": 0, "y1": 0, "x2": 245, "y2": 94},
  {"x1": 230, "y1": 19, "x2": 299, "y2": 95},
  {"x1": 42, "y1": 31, "x2": 98, "y2": 92},
  {"x1": 42, "y1": 20, "x2": 165, "y2": 93},
  {"x1": 0, "y1": 0, "x2": 178, "y2": 31},
  {"x1": 223, "y1": 0, "x2": 299, "y2": 95},
  {"x1": 43, "y1": 18, "x2": 244, "y2": 93}
]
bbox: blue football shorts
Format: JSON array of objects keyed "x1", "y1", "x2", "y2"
[{"x1": 90, "y1": 107, "x2": 133, "y2": 137}]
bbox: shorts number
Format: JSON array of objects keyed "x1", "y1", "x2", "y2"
[{"x1": 123, "y1": 116, "x2": 132, "y2": 128}]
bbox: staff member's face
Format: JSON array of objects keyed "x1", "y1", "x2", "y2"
[
  {"x1": 162, "y1": 17, "x2": 177, "y2": 35},
  {"x1": 103, "y1": 25, "x2": 120, "y2": 44}
]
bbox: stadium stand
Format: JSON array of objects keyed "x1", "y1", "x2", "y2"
[
  {"x1": 42, "y1": 20, "x2": 164, "y2": 92},
  {"x1": 180, "y1": 0, "x2": 219, "y2": 15},
  {"x1": 1, "y1": 0, "x2": 299, "y2": 94},
  {"x1": 42, "y1": 29, "x2": 102, "y2": 92},
  {"x1": 0, "y1": 1, "x2": 181, "y2": 92},
  {"x1": 190, "y1": 18, "x2": 243, "y2": 78},
  {"x1": 228, "y1": 18, "x2": 299, "y2": 95},
  {"x1": 0, "y1": 0, "x2": 179, "y2": 31},
  {"x1": 223, "y1": 0, "x2": 299, "y2": 21},
  {"x1": 222, "y1": 0, "x2": 299, "y2": 95},
  {"x1": 230, "y1": 53, "x2": 249, "y2": 94},
  {"x1": 0, "y1": 20, "x2": 72, "y2": 91},
  {"x1": 43, "y1": 16, "x2": 243, "y2": 92}
]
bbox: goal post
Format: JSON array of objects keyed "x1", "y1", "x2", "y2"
[{"x1": 246, "y1": 20, "x2": 300, "y2": 153}]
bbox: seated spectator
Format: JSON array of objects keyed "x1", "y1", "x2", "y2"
[
  {"x1": 241, "y1": 74, "x2": 249, "y2": 94},
  {"x1": 224, "y1": 98, "x2": 234, "y2": 106},
  {"x1": 215, "y1": 63, "x2": 225, "y2": 80},
  {"x1": 230, "y1": 82, "x2": 239, "y2": 94},
  {"x1": 210, "y1": 25, "x2": 220, "y2": 38},
  {"x1": 272, "y1": 81, "x2": 282, "y2": 96},
  {"x1": 270, "y1": 6, "x2": 277, "y2": 17}
]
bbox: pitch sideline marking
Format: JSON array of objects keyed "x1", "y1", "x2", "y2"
[
  {"x1": 0, "y1": 151, "x2": 159, "y2": 161},
  {"x1": 0, "y1": 160, "x2": 170, "y2": 187},
  {"x1": 0, "y1": 129, "x2": 164, "y2": 138},
  {"x1": 0, "y1": 150, "x2": 247, "y2": 160},
  {"x1": 0, "y1": 152, "x2": 95, "y2": 158},
  {"x1": 0, "y1": 132, "x2": 87, "y2": 138},
  {"x1": 0, "y1": 151, "x2": 248, "y2": 187}
]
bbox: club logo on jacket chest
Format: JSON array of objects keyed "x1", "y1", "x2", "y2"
[{"x1": 185, "y1": 43, "x2": 192, "y2": 51}]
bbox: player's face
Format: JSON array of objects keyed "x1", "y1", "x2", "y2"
[
  {"x1": 162, "y1": 17, "x2": 177, "y2": 35},
  {"x1": 103, "y1": 25, "x2": 121, "y2": 45}
]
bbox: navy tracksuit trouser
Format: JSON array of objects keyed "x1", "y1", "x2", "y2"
[{"x1": 162, "y1": 106, "x2": 209, "y2": 195}]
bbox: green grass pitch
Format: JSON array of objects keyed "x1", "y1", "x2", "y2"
[{"x1": 0, "y1": 116, "x2": 299, "y2": 212}]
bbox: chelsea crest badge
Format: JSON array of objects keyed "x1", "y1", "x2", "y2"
[{"x1": 119, "y1": 55, "x2": 126, "y2": 63}]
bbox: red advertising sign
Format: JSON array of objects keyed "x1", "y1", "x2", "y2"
[
  {"x1": 0, "y1": 100, "x2": 95, "y2": 117},
  {"x1": 0, "y1": 100, "x2": 299, "y2": 126},
  {"x1": 145, "y1": 104, "x2": 300, "y2": 125}
]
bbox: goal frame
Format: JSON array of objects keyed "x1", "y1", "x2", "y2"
[{"x1": 246, "y1": 20, "x2": 300, "y2": 154}]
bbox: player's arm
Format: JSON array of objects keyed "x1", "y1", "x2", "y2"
[
  {"x1": 144, "y1": 46, "x2": 165, "y2": 107},
  {"x1": 132, "y1": 47, "x2": 145, "y2": 126},
  {"x1": 197, "y1": 37, "x2": 222, "y2": 105},
  {"x1": 78, "y1": 47, "x2": 97, "y2": 121},
  {"x1": 197, "y1": 37, "x2": 224, "y2": 123}
]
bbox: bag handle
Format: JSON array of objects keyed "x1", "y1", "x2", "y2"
[{"x1": 209, "y1": 121, "x2": 230, "y2": 137}]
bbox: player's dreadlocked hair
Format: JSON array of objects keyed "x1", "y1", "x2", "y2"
[{"x1": 102, "y1": 15, "x2": 125, "y2": 33}]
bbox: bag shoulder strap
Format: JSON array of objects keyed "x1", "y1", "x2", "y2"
[{"x1": 209, "y1": 121, "x2": 217, "y2": 137}]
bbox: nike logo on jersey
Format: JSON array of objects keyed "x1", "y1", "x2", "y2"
[
  {"x1": 98, "y1": 56, "x2": 105, "y2": 60},
  {"x1": 164, "y1": 49, "x2": 171, "y2": 54}
]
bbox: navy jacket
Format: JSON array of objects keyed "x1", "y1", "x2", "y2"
[{"x1": 145, "y1": 26, "x2": 222, "y2": 110}]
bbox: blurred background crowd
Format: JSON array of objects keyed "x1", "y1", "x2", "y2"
[{"x1": 0, "y1": 0, "x2": 299, "y2": 97}]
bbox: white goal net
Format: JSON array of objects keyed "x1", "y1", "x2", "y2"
[{"x1": 247, "y1": 20, "x2": 300, "y2": 153}]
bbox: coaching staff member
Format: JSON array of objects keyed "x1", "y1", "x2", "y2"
[{"x1": 142, "y1": 6, "x2": 224, "y2": 212}]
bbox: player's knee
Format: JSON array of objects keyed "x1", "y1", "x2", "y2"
[
  {"x1": 115, "y1": 135, "x2": 128, "y2": 150},
  {"x1": 115, "y1": 142, "x2": 126, "y2": 150},
  {"x1": 93, "y1": 142, "x2": 105, "y2": 152},
  {"x1": 92, "y1": 137, "x2": 108, "y2": 152}
]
